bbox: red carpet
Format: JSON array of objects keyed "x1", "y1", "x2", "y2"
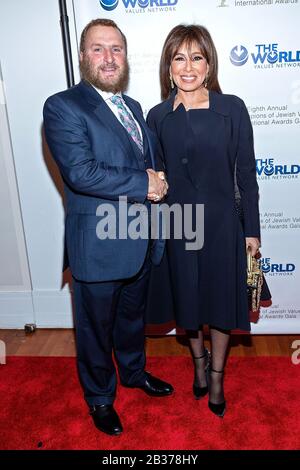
[{"x1": 0, "y1": 356, "x2": 299, "y2": 450}]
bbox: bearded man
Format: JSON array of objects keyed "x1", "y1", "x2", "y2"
[{"x1": 43, "y1": 19, "x2": 172, "y2": 436}]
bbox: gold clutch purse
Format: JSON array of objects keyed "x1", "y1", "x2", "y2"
[{"x1": 247, "y1": 248, "x2": 263, "y2": 313}]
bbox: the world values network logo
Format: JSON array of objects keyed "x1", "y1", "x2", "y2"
[
  {"x1": 100, "y1": 0, "x2": 118, "y2": 10},
  {"x1": 256, "y1": 158, "x2": 300, "y2": 180},
  {"x1": 230, "y1": 43, "x2": 300, "y2": 69},
  {"x1": 99, "y1": 0, "x2": 178, "y2": 11},
  {"x1": 261, "y1": 258, "x2": 296, "y2": 277}
]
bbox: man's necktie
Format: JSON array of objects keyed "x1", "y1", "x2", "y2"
[{"x1": 110, "y1": 95, "x2": 143, "y2": 153}]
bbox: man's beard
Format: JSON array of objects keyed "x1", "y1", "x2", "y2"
[{"x1": 80, "y1": 56, "x2": 129, "y2": 93}]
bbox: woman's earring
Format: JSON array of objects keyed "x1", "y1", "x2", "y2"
[
  {"x1": 170, "y1": 75, "x2": 174, "y2": 89},
  {"x1": 204, "y1": 75, "x2": 208, "y2": 88}
]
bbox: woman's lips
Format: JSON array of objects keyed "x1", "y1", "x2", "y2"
[{"x1": 180, "y1": 75, "x2": 197, "y2": 82}]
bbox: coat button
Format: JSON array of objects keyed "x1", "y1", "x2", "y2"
[{"x1": 181, "y1": 158, "x2": 188, "y2": 164}]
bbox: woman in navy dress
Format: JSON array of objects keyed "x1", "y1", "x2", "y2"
[{"x1": 147, "y1": 25, "x2": 260, "y2": 417}]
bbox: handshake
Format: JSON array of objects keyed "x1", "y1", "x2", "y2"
[{"x1": 146, "y1": 169, "x2": 169, "y2": 202}]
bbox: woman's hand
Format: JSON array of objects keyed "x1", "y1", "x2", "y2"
[{"x1": 246, "y1": 237, "x2": 260, "y2": 256}]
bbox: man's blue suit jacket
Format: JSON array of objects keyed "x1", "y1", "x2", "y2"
[{"x1": 43, "y1": 80, "x2": 164, "y2": 282}]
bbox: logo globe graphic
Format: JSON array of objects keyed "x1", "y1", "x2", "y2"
[
  {"x1": 264, "y1": 164, "x2": 275, "y2": 176},
  {"x1": 100, "y1": 0, "x2": 119, "y2": 11},
  {"x1": 230, "y1": 45, "x2": 248, "y2": 66},
  {"x1": 138, "y1": 0, "x2": 149, "y2": 6},
  {"x1": 267, "y1": 51, "x2": 278, "y2": 64},
  {"x1": 261, "y1": 262, "x2": 270, "y2": 273}
]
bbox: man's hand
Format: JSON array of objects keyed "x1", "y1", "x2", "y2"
[{"x1": 146, "y1": 169, "x2": 168, "y2": 202}]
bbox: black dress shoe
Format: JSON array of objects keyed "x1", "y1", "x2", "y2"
[
  {"x1": 90, "y1": 404, "x2": 123, "y2": 435},
  {"x1": 207, "y1": 368, "x2": 226, "y2": 418},
  {"x1": 208, "y1": 400, "x2": 226, "y2": 418},
  {"x1": 138, "y1": 372, "x2": 174, "y2": 397}
]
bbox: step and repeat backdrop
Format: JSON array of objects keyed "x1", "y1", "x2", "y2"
[{"x1": 71, "y1": 0, "x2": 300, "y2": 333}]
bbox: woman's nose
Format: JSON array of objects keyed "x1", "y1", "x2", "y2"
[{"x1": 184, "y1": 59, "x2": 192, "y2": 71}]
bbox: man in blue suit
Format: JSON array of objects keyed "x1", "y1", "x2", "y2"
[{"x1": 43, "y1": 18, "x2": 173, "y2": 436}]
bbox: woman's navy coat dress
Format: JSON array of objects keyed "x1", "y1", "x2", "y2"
[{"x1": 146, "y1": 90, "x2": 260, "y2": 331}]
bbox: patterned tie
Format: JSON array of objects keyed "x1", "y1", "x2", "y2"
[{"x1": 110, "y1": 95, "x2": 143, "y2": 153}]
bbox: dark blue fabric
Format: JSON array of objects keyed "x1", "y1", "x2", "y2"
[
  {"x1": 73, "y1": 249, "x2": 151, "y2": 406},
  {"x1": 43, "y1": 80, "x2": 164, "y2": 282},
  {"x1": 146, "y1": 90, "x2": 260, "y2": 331}
]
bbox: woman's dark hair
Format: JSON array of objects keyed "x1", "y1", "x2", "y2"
[{"x1": 160, "y1": 24, "x2": 222, "y2": 100}]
